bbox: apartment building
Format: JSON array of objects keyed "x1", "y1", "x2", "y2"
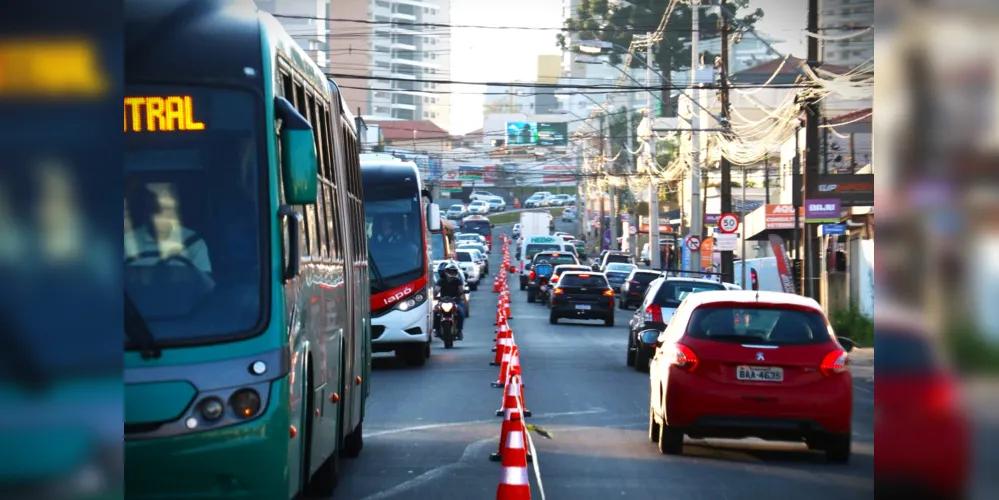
[
  {"x1": 255, "y1": 0, "x2": 330, "y2": 69},
  {"x1": 821, "y1": 0, "x2": 874, "y2": 68}
]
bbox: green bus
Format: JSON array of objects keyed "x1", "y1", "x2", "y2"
[{"x1": 124, "y1": 1, "x2": 370, "y2": 497}]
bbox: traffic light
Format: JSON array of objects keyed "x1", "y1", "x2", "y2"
[{"x1": 750, "y1": 268, "x2": 759, "y2": 291}]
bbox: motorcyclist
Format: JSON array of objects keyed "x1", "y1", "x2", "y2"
[{"x1": 434, "y1": 262, "x2": 466, "y2": 340}]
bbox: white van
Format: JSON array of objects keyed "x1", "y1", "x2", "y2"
[{"x1": 732, "y1": 257, "x2": 783, "y2": 292}]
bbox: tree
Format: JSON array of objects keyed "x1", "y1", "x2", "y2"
[{"x1": 556, "y1": 0, "x2": 764, "y2": 117}]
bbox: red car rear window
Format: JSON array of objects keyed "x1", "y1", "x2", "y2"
[{"x1": 685, "y1": 305, "x2": 831, "y2": 346}]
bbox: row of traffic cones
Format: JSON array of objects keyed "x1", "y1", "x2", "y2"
[{"x1": 491, "y1": 235, "x2": 532, "y2": 499}]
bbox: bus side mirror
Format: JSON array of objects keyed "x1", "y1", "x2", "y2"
[
  {"x1": 274, "y1": 97, "x2": 318, "y2": 205},
  {"x1": 427, "y1": 204, "x2": 441, "y2": 231}
]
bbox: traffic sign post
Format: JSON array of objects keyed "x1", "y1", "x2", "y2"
[
  {"x1": 686, "y1": 235, "x2": 702, "y2": 252},
  {"x1": 718, "y1": 212, "x2": 739, "y2": 234}
]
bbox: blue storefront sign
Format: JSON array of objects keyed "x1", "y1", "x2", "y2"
[{"x1": 820, "y1": 223, "x2": 846, "y2": 235}]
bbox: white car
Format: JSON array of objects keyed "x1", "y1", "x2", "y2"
[
  {"x1": 512, "y1": 223, "x2": 522, "y2": 238},
  {"x1": 456, "y1": 233, "x2": 488, "y2": 252},
  {"x1": 467, "y1": 200, "x2": 490, "y2": 215},
  {"x1": 469, "y1": 191, "x2": 495, "y2": 202},
  {"x1": 456, "y1": 244, "x2": 489, "y2": 274},
  {"x1": 562, "y1": 207, "x2": 576, "y2": 222},
  {"x1": 455, "y1": 249, "x2": 481, "y2": 289}
]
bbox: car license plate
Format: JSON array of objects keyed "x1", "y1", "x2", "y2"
[
  {"x1": 736, "y1": 366, "x2": 783, "y2": 382},
  {"x1": 575, "y1": 304, "x2": 590, "y2": 310}
]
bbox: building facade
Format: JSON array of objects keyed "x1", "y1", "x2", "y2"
[
  {"x1": 820, "y1": 0, "x2": 874, "y2": 68},
  {"x1": 326, "y1": 0, "x2": 452, "y2": 131}
]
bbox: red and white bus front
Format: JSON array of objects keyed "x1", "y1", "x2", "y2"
[{"x1": 362, "y1": 160, "x2": 436, "y2": 365}]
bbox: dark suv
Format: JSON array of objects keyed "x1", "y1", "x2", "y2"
[
  {"x1": 618, "y1": 269, "x2": 662, "y2": 310},
  {"x1": 626, "y1": 277, "x2": 726, "y2": 371},
  {"x1": 593, "y1": 251, "x2": 634, "y2": 272},
  {"x1": 526, "y1": 251, "x2": 580, "y2": 303},
  {"x1": 549, "y1": 271, "x2": 615, "y2": 327}
]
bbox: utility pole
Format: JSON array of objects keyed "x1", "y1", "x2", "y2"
[
  {"x1": 646, "y1": 32, "x2": 661, "y2": 270},
  {"x1": 575, "y1": 142, "x2": 584, "y2": 238},
  {"x1": 803, "y1": 0, "x2": 822, "y2": 300},
  {"x1": 625, "y1": 90, "x2": 636, "y2": 255},
  {"x1": 740, "y1": 165, "x2": 747, "y2": 287},
  {"x1": 718, "y1": 0, "x2": 734, "y2": 283},
  {"x1": 599, "y1": 113, "x2": 607, "y2": 250},
  {"x1": 688, "y1": 0, "x2": 702, "y2": 274}
]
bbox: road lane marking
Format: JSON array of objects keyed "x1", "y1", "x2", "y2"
[
  {"x1": 357, "y1": 438, "x2": 495, "y2": 500},
  {"x1": 364, "y1": 407, "x2": 607, "y2": 438}
]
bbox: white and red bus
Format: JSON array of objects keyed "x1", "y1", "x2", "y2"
[
  {"x1": 459, "y1": 215, "x2": 494, "y2": 251},
  {"x1": 360, "y1": 155, "x2": 441, "y2": 366}
]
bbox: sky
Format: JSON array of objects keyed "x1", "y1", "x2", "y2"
[{"x1": 448, "y1": 0, "x2": 808, "y2": 135}]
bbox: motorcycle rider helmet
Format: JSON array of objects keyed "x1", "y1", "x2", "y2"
[{"x1": 444, "y1": 263, "x2": 460, "y2": 280}]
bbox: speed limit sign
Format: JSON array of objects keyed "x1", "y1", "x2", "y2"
[{"x1": 718, "y1": 213, "x2": 740, "y2": 234}]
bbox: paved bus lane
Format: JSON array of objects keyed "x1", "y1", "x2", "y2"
[{"x1": 333, "y1": 221, "x2": 874, "y2": 500}]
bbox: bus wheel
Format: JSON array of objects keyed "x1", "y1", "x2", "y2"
[
  {"x1": 342, "y1": 420, "x2": 364, "y2": 458},
  {"x1": 404, "y1": 344, "x2": 427, "y2": 366},
  {"x1": 303, "y1": 366, "x2": 339, "y2": 496}
]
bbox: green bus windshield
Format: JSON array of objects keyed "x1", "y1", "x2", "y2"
[{"x1": 124, "y1": 85, "x2": 266, "y2": 347}]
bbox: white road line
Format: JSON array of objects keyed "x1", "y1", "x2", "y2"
[
  {"x1": 364, "y1": 407, "x2": 607, "y2": 438},
  {"x1": 358, "y1": 438, "x2": 495, "y2": 500}
]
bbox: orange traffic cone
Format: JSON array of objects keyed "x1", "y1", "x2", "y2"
[
  {"x1": 491, "y1": 323, "x2": 511, "y2": 365},
  {"x1": 496, "y1": 361, "x2": 531, "y2": 417},
  {"x1": 503, "y1": 298, "x2": 512, "y2": 319},
  {"x1": 505, "y1": 349, "x2": 531, "y2": 416},
  {"x1": 495, "y1": 418, "x2": 532, "y2": 500},
  {"x1": 490, "y1": 374, "x2": 532, "y2": 464},
  {"x1": 491, "y1": 343, "x2": 513, "y2": 388}
]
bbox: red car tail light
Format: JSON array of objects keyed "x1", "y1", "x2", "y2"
[
  {"x1": 670, "y1": 344, "x2": 699, "y2": 372},
  {"x1": 551, "y1": 275, "x2": 559, "y2": 283},
  {"x1": 819, "y1": 350, "x2": 849, "y2": 376},
  {"x1": 644, "y1": 304, "x2": 663, "y2": 323},
  {"x1": 529, "y1": 270, "x2": 536, "y2": 280}
]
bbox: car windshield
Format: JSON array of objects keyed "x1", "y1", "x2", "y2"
[
  {"x1": 458, "y1": 244, "x2": 485, "y2": 254},
  {"x1": 631, "y1": 272, "x2": 660, "y2": 284},
  {"x1": 532, "y1": 253, "x2": 577, "y2": 266},
  {"x1": 362, "y1": 190, "x2": 426, "y2": 293},
  {"x1": 559, "y1": 274, "x2": 609, "y2": 288},
  {"x1": 605, "y1": 263, "x2": 636, "y2": 273},
  {"x1": 447, "y1": 206, "x2": 462, "y2": 213},
  {"x1": 456, "y1": 252, "x2": 473, "y2": 262},
  {"x1": 686, "y1": 305, "x2": 831, "y2": 346},
  {"x1": 462, "y1": 220, "x2": 492, "y2": 236},
  {"x1": 124, "y1": 85, "x2": 265, "y2": 346},
  {"x1": 604, "y1": 254, "x2": 633, "y2": 265},
  {"x1": 524, "y1": 244, "x2": 561, "y2": 259},
  {"x1": 874, "y1": 331, "x2": 939, "y2": 375},
  {"x1": 654, "y1": 281, "x2": 725, "y2": 307}
]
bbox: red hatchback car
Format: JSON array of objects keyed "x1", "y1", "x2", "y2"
[{"x1": 642, "y1": 290, "x2": 854, "y2": 462}]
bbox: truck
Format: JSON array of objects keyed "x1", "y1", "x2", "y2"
[{"x1": 519, "y1": 211, "x2": 550, "y2": 241}]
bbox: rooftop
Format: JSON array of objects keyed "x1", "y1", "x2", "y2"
[{"x1": 367, "y1": 120, "x2": 450, "y2": 141}]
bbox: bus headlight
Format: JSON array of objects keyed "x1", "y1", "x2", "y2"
[
  {"x1": 397, "y1": 293, "x2": 426, "y2": 312},
  {"x1": 229, "y1": 389, "x2": 261, "y2": 418},
  {"x1": 198, "y1": 397, "x2": 225, "y2": 421}
]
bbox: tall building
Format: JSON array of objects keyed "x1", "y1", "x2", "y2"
[
  {"x1": 255, "y1": 0, "x2": 330, "y2": 69},
  {"x1": 535, "y1": 55, "x2": 561, "y2": 115},
  {"x1": 820, "y1": 0, "x2": 874, "y2": 68},
  {"x1": 326, "y1": 0, "x2": 451, "y2": 131}
]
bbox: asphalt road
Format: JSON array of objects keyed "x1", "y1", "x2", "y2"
[{"x1": 332, "y1": 220, "x2": 875, "y2": 500}]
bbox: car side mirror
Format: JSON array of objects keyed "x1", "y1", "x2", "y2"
[
  {"x1": 836, "y1": 336, "x2": 855, "y2": 353},
  {"x1": 638, "y1": 330, "x2": 661, "y2": 347}
]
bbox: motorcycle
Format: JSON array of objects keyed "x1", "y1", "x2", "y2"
[
  {"x1": 534, "y1": 263, "x2": 554, "y2": 305},
  {"x1": 433, "y1": 295, "x2": 461, "y2": 349}
]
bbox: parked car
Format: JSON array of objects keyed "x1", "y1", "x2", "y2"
[
  {"x1": 640, "y1": 290, "x2": 854, "y2": 462},
  {"x1": 549, "y1": 271, "x2": 615, "y2": 326},
  {"x1": 469, "y1": 190, "x2": 495, "y2": 202}
]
